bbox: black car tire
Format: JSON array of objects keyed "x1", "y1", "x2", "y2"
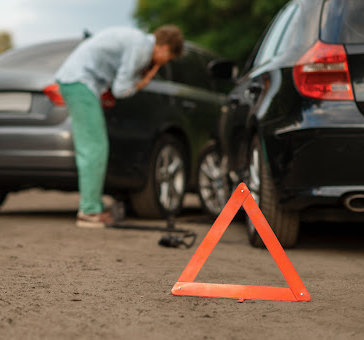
[
  {"x1": 130, "y1": 134, "x2": 187, "y2": 218},
  {"x1": 0, "y1": 192, "x2": 7, "y2": 207},
  {"x1": 198, "y1": 145, "x2": 229, "y2": 217},
  {"x1": 247, "y1": 136, "x2": 299, "y2": 248}
]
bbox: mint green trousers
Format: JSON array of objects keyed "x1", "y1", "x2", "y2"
[{"x1": 59, "y1": 82, "x2": 108, "y2": 214}]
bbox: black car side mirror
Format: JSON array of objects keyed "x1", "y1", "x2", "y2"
[{"x1": 208, "y1": 60, "x2": 239, "y2": 81}]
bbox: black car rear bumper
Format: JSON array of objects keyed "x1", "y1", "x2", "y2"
[{"x1": 264, "y1": 100, "x2": 364, "y2": 211}]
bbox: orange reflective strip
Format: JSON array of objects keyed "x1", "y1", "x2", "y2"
[
  {"x1": 171, "y1": 183, "x2": 311, "y2": 302},
  {"x1": 242, "y1": 193, "x2": 310, "y2": 300},
  {"x1": 172, "y1": 282, "x2": 297, "y2": 301},
  {"x1": 177, "y1": 186, "x2": 248, "y2": 283}
]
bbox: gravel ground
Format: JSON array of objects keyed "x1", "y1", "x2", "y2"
[{"x1": 0, "y1": 190, "x2": 363, "y2": 340}]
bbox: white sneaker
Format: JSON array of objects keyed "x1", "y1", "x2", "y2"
[{"x1": 76, "y1": 210, "x2": 114, "y2": 228}]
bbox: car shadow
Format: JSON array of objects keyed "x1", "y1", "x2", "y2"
[
  {"x1": 1, "y1": 208, "x2": 363, "y2": 253},
  {"x1": 297, "y1": 222, "x2": 364, "y2": 253},
  {"x1": 0, "y1": 210, "x2": 76, "y2": 217}
]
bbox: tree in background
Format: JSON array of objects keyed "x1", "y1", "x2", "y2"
[
  {"x1": 0, "y1": 31, "x2": 13, "y2": 54},
  {"x1": 135, "y1": 0, "x2": 288, "y2": 64}
]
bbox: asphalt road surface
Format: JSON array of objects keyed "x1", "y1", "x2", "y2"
[{"x1": 0, "y1": 190, "x2": 363, "y2": 339}]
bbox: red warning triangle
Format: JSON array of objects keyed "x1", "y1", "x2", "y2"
[{"x1": 171, "y1": 183, "x2": 310, "y2": 302}]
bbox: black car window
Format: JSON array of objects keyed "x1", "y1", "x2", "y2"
[
  {"x1": 0, "y1": 41, "x2": 79, "y2": 72},
  {"x1": 169, "y1": 49, "x2": 212, "y2": 89},
  {"x1": 321, "y1": 0, "x2": 364, "y2": 44},
  {"x1": 254, "y1": 3, "x2": 298, "y2": 66}
]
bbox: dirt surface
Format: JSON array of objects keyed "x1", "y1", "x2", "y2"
[{"x1": 0, "y1": 190, "x2": 363, "y2": 340}]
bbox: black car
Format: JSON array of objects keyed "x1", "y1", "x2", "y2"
[
  {"x1": 0, "y1": 38, "x2": 231, "y2": 218},
  {"x1": 221, "y1": 0, "x2": 364, "y2": 247}
]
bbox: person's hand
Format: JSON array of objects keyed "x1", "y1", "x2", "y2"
[
  {"x1": 101, "y1": 89, "x2": 116, "y2": 108},
  {"x1": 136, "y1": 64, "x2": 160, "y2": 91},
  {"x1": 148, "y1": 64, "x2": 160, "y2": 78}
]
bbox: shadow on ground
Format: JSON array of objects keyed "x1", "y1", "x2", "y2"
[
  {"x1": 1, "y1": 205, "x2": 364, "y2": 253},
  {"x1": 298, "y1": 222, "x2": 364, "y2": 252}
]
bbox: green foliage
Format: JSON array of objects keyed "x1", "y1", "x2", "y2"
[{"x1": 134, "y1": 0, "x2": 289, "y2": 63}]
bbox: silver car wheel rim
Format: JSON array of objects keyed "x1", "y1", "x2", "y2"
[
  {"x1": 248, "y1": 147, "x2": 260, "y2": 233},
  {"x1": 155, "y1": 145, "x2": 185, "y2": 212},
  {"x1": 199, "y1": 151, "x2": 228, "y2": 215}
]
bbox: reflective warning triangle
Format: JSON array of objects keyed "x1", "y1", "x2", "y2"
[{"x1": 171, "y1": 183, "x2": 310, "y2": 302}]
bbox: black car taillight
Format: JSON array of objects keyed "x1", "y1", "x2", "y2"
[
  {"x1": 43, "y1": 83, "x2": 65, "y2": 106},
  {"x1": 293, "y1": 40, "x2": 354, "y2": 101}
]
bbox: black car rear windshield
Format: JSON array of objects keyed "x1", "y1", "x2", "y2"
[
  {"x1": 321, "y1": 0, "x2": 364, "y2": 44},
  {"x1": 0, "y1": 40, "x2": 79, "y2": 72}
]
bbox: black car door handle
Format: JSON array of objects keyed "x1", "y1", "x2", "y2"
[{"x1": 182, "y1": 100, "x2": 196, "y2": 110}]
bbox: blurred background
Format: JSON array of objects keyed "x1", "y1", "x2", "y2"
[{"x1": 0, "y1": 0, "x2": 288, "y2": 63}]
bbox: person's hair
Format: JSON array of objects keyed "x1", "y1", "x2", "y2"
[{"x1": 153, "y1": 25, "x2": 184, "y2": 57}]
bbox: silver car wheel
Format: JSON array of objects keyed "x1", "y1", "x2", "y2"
[
  {"x1": 247, "y1": 147, "x2": 260, "y2": 234},
  {"x1": 155, "y1": 145, "x2": 185, "y2": 212},
  {"x1": 198, "y1": 149, "x2": 229, "y2": 216}
]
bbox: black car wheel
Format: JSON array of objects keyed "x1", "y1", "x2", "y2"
[
  {"x1": 130, "y1": 134, "x2": 187, "y2": 218},
  {"x1": 246, "y1": 136, "x2": 299, "y2": 248},
  {"x1": 198, "y1": 146, "x2": 229, "y2": 216},
  {"x1": 0, "y1": 191, "x2": 8, "y2": 207}
]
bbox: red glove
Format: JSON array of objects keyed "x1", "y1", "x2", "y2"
[{"x1": 101, "y1": 89, "x2": 116, "y2": 108}]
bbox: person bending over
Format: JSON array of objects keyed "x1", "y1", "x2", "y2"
[{"x1": 56, "y1": 25, "x2": 184, "y2": 228}]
